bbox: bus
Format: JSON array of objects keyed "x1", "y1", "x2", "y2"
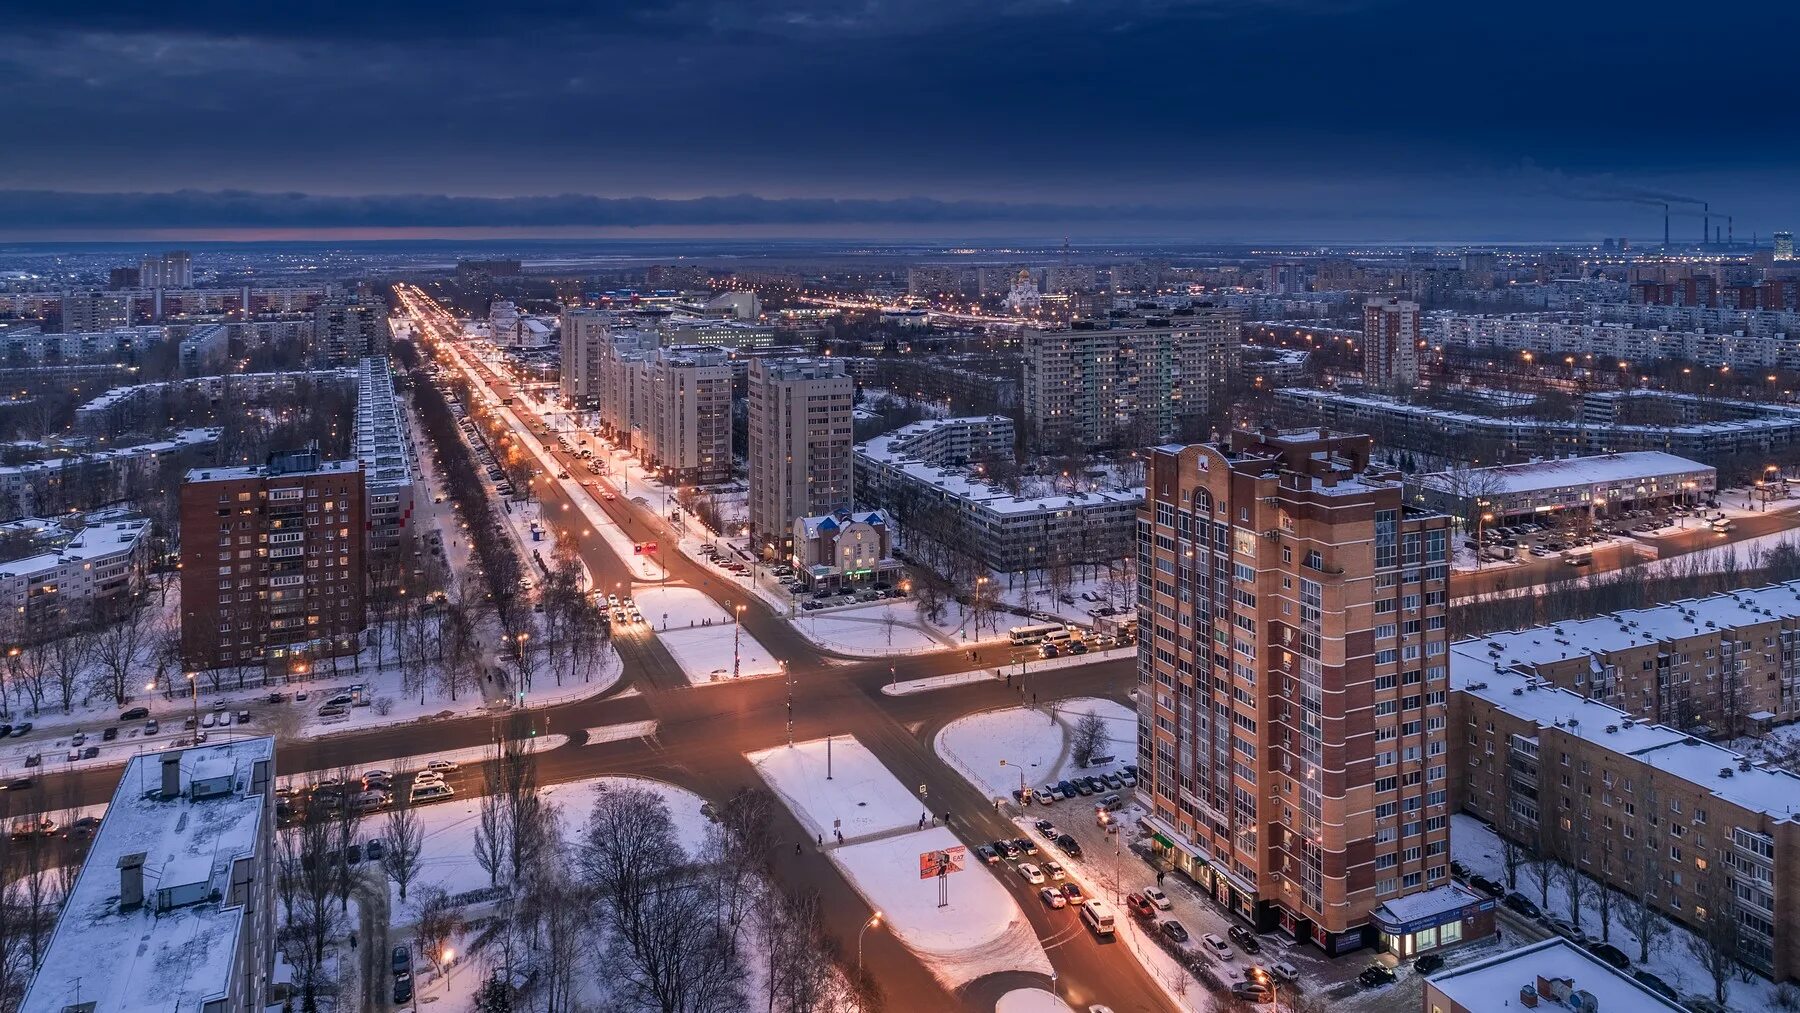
[{"x1": 1009, "y1": 623, "x2": 1066, "y2": 646}]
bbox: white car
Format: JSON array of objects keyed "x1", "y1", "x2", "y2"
[
  {"x1": 1270, "y1": 961, "x2": 1300, "y2": 983},
  {"x1": 426, "y1": 759, "x2": 459, "y2": 773},
  {"x1": 1201, "y1": 933, "x2": 1233, "y2": 959},
  {"x1": 1043, "y1": 860, "x2": 1066, "y2": 881},
  {"x1": 412, "y1": 770, "x2": 444, "y2": 786},
  {"x1": 1018, "y1": 862, "x2": 1046, "y2": 885},
  {"x1": 1142, "y1": 886, "x2": 1172, "y2": 910}
]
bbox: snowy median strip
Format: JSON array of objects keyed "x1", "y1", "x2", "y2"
[
  {"x1": 748, "y1": 736, "x2": 1052, "y2": 990},
  {"x1": 282, "y1": 734, "x2": 570, "y2": 784},
  {"x1": 634, "y1": 586, "x2": 783, "y2": 685},
  {"x1": 881, "y1": 670, "x2": 998, "y2": 696},
  {"x1": 582, "y1": 720, "x2": 658, "y2": 744}
]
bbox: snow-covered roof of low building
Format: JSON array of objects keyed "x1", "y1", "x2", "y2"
[
  {"x1": 1452, "y1": 630, "x2": 1800, "y2": 820},
  {"x1": 1368, "y1": 882, "x2": 1483, "y2": 928},
  {"x1": 1424, "y1": 937, "x2": 1685, "y2": 1013},
  {"x1": 0, "y1": 517, "x2": 147, "y2": 581},
  {"x1": 21, "y1": 737, "x2": 274, "y2": 1013},
  {"x1": 795, "y1": 510, "x2": 889, "y2": 539},
  {"x1": 1415, "y1": 451, "x2": 1712, "y2": 498}
]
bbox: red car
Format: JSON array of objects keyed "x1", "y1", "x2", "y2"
[{"x1": 1126, "y1": 892, "x2": 1156, "y2": 919}]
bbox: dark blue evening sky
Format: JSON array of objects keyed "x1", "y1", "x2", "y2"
[{"x1": 2, "y1": 0, "x2": 1794, "y2": 240}]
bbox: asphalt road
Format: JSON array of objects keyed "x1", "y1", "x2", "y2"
[{"x1": 97, "y1": 286, "x2": 1161, "y2": 1013}]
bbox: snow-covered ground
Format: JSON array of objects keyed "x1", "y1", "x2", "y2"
[
  {"x1": 993, "y1": 988, "x2": 1075, "y2": 1012},
  {"x1": 631, "y1": 585, "x2": 782, "y2": 684},
  {"x1": 834, "y1": 825, "x2": 1053, "y2": 990},
  {"x1": 935, "y1": 698, "x2": 1136, "y2": 805},
  {"x1": 1451, "y1": 813, "x2": 1780, "y2": 1011},
  {"x1": 748, "y1": 737, "x2": 927, "y2": 841},
  {"x1": 749, "y1": 735, "x2": 1052, "y2": 991},
  {"x1": 881, "y1": 670, "x2": 998, "y2": 696},
  {"x1": 790, "y1": 599, "x2": 966, "y2": 656}
]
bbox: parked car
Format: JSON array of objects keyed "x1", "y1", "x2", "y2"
[
  {"x1": 1160, "y1": 920, "x2": 1190, "y2": 944},
  {"x1": 1200, "y1": 933, "x2": 1232, "y2": 958},
  {"x1": 1358, "y1": 964, "x2": 1397, "y2": 988},
  {"x1": 1038, "y1": 785, "x2": 1058, "y2": 806},
  {"x1": 1034, "y1": 819, "x2": 1057, "y2": 836},
  {"x1": 1125, "y1": 892, "x2": 1156, "y2": 919},
  {"x1": 1039, "y1": 887, "x2": 1067, "y2": 909},
  {"x1": 1585, "y1": 941, "x2": 1630, "y2": 970},
  {"x1": 10, "y1": 723, "x2": 30, "y2": 737},
  {"x1": 1102, "y1": 773, "x2": 1124, "y2": 790},
  {"x1": 120, "y1": 707, "x2": 149, "y2": 721},
  {"x1": 1142, "y1": 887, "x2": 1172, "y2": 910},
  {"x1": 1632, "y1": 972, "x2": 1678, "y2": 1002},
  {"x1": 393, "y1": 945, "x2": 412, "y2": 975},
  {"x1": 101, "y1": 727, "x2": 117, "y2": 741},
  {"x1": 394, "y1": 975, "x2": 413, "y2": 1004},
  {"x1": 1415, "y1": 953, "x2": 1445, "y2": 973},
  {"x1": 144, "y1": 720, "x2": 158, "y2": 735},
  {"x1": 1468, "y1": 874, "x2": 1504, "y2": 897},
  {"x1": 1228, "y1": 925, "x2": 1262, "y2": 953},
  {"x1": 1268, "y1": 961, "x2": 1300, "y2": 983},
  {"x1": 1502, "y1": 892, "x2": 1541, "y2": 919},
  {"x1": 1230, "y1": 982, "x2": 1273, "y2": 1005},
  {"x1": 1055, "y1": 834, "x2": 1083, "y2": 858}
]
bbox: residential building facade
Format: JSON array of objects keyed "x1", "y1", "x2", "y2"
[
  {"x1": 1363, "y1": 297, "x2": 1421, "y2": 389},
  {"x1": 790, "y1": 509, "x2": 902, "y2": 590},
  {"x1": 1137, "y1": 428, "x2": 1454, "y2": 956},
  {"x1": 642, "y1": 345, "x2": 734, "y2": 484},
  {"x1": 1021, "y1": 306, "x2": 1241, "y2": 452},
  {"x1": 179, "y1": 448, "x2": 366, "y2": 672},
  {"x1": 747, "y1": 358, "x2": 853, "y2": 554}
]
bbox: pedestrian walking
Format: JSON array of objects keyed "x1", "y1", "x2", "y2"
[
  {"x1": 1156, "y1": 870, "x2": 1165, "y2": 886},
  {"x1": 1006, "y1": 673, "x2": 1012, "y2": 687},
  {"x1": 795, "y1": 842, "x2": 802, "y2": 856}
]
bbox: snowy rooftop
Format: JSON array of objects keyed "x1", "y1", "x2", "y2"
[
  {"x1": 1368, "y1": 882, "x2": 1483, "y2": 928},
  {"x1": 0, "y1": 516, "x2": 148, "y2": 580},
  {"x1": 1452, "y1": 639, "x2": 1800, "y2": 819},
  {"x1": 187, "y1": 458, "x2": 360, "y2": 483},
  {"x1": 1279, "y1": 387, "x2": 1800, "y2": 436},
  {"x1": 22, "y1": 737, "x2": 274, "y2": 1013},
  {"x1": 1458, "y1": 580, "x2": 1800, "y2": 672},
  {"x1": 0, "y1": 428, "x2": 220, "y2": 478},
  {"x1": 1414, "y1": 451, "x2": 1712, "y2": 497},
  {"x1": 1425, "y1": 937, "x2": 1685, "y2": 1013}
]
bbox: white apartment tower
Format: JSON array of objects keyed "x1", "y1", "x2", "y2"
[
  {"x1": 747, "y1": 358, "x2": 853, "y2": 553},
  {"x1": 1362, "y1": 297, "x2": 1421, "y2": 389},
  {"x1": 645, "y1": 345, "x2": 734, "y2": 484}
]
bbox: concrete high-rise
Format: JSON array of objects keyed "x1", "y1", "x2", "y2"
[
  {"x1": 1362, "y1": 297, "x2": 1420, "y2": 389},
  {"x1": 312, "y1": 296, "x2": 388, "y2": 365},
  {"x1": 644, "y1": 345, "x2": 734, "y2": 484},
  {"x1": 1776, "y1": 231, "x2": 1795, "y2": 262},
  {"x1": 139, "y1": 250, "x2": 193, "y2": 289},
  {"x1": 559, "y1": 307, "x2": 612, "y2": 405},
  {"x1": 1022, "y1": 306, "x2": 1240, "y2": 452},
  {"x1": 180, "y1": 447, "x2": 366, "y2": 672},
  {"x1": 1136, "y1": 428, "x2": 1453, "y2": 956},
  {"x1": 747, "y1": 358, "x2": 853, "y2": 554}
]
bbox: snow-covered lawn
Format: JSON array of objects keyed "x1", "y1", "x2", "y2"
[
  {"x1": 881, "y1": 670, "x2": 997, "y2": 696},
  {"x1": 994, "y1": 988, "x2": 1075, "y2": 1012},
  {"x1": 1451, "y1": 813, "x2": 1781, "y2": 1010},
  {"x1": 748, "y1": 737, "x2": 926, "y2": 841},
  {"x1": 389, "y1": 774, "x2": 710, "y2": 923},
  {"x1": 791, "y1": 599, "x2": 959, "y2": 656},
  {"x1": 633, "y1": 585, "x2": 782, "y2": 684},
  {"x1": 1001, "y1": 646, "x2": 1136, "y2": 677},
  {"x1": 935, "y1": 697, "x2": 1136, "y2": 804},
  {"x1": 834, "y1": 825, "x2": 1053, "y2": 990}
]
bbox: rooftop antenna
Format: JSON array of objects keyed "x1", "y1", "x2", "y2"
[
  {"x1": 1663, "y1": 204, "x2": 1670, "y2": 250},
  {"x1": 1703, "y1": 202, "x2": 1710, "y2": 247}
]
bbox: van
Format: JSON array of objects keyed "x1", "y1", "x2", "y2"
[{"x1": 1080, "y1": 899, "x2": 1116, "y2": 937}]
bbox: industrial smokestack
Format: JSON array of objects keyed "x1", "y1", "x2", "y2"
[
  {"x1": 1729, "y1": 216, "x2": 1734, "y2": 246},
  {"x1": 1703, "y1": 202, "x2": 1709, "y2": 246},
  {"x1": 1664, "y1": 203, "x2": 1670, "y2": 250}
]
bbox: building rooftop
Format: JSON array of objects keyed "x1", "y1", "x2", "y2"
[
  {"x1": 1415, "y1": 451, "x2": 1712, "y2": 497},
  {"x1": 1369, "y1": 882, "x2": 1484, "y2": 928},
  {"x1": 0, "y1": 516, "x2": 148, "y2": 581},
  {"x1": 1452, "y1": 629, "x2": 1800, "y2": 820},
  {"x1": 22, "y1": 737, "x2": 274, "y2": 1013},
  {"x1": 186, "y1": 458, "x2": 360, "y2": 484},
  {"x1": 1424, "y1": 937, "x2": 1685, "y2": 1013}
]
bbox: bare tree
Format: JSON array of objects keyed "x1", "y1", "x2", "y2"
[
  {"x1": 381, "y1": 799, "x2": 425, "y2": 902},
  {"x1": 44, "y1": 616, "x2": 94, "y2": 713},
  {"x1": 474, "y1": 784, "x2": 509, "y2": 888},
  {"x1": 1624, "y1": 777, "x2": 1671, "y2": 964},
  {"x1": 1070, "y1": 709, "x2": 1109, "y2": 768},
  {"x1": 416, "y1": 885, "x2": 464, "y2": 976},
  {"x1": 1686, "y1": 870, "x2": 1742, "y2": 1005},
  {"x1": 91, "y1": 595, "x2": 152, "y2": 706},
  {"x1": 331, "y1": 769, "x2": 364, "y2": 913}
]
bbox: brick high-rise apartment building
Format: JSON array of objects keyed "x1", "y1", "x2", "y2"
[
  {"x1": 1362, "y1": 297, "x2": 1420, "y2": 389},
  {"x1": 1137, "y1": 428, "x2": 1453, "y2": 955},
  {"x1": 179, "y1": 448, "x2": 366, "y2": 672}
]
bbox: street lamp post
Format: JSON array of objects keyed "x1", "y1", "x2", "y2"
[
  {"x1": 732, "y1": 604, "x2": 746, "y2": 679},
  {"x1": 857, "y1": 912, "x2": 883, "y2": 972}
]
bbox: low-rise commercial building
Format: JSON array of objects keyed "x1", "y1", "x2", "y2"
[
  {"x1": 21, "y1": 737, "x2": 277, "y2": 1013},
  {"x1": 1410, "y1": 452, "x2": 1715, "y2": 528},
  {"x1": 790, "y1": 509, "x2": 902, "y2": 590},
  {"x1": 1276, "y1": 387, "x2": 1800, "y2": 463},
  {"x1": 1422, "y1": 938, "x2": 1686, "y2": 1013},
  {"x1": 1452, "y1": 635, "x2": 1800, "y2": 979}
]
